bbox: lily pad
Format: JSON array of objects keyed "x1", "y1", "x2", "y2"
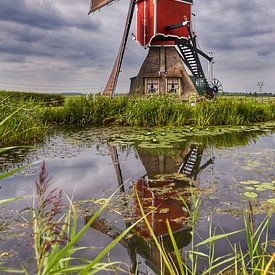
[
  {"x1": 94, "y1": 198, "x2": 108, "y2": 205},
  {"x1": 245, "y1": 186, "x2": 255, "y2": 191},
  {"x1": 259, "y1": 184, "x2": 274, "y2": 190},
  {"x1": 159, "y1": 208, "x2": 170, "y2": 214},
  {"x1": 261, "y1": 182, "x2": 274, "y2": 186},
  {"x1": 240, "y1": 180, "x2": 260, "y2": 185},
  {"x1": 267, "y1": 199, "x2": 275, "y2": 204},
  {"x1": 255, "y1": 187, "x2": 266, "y2": 192},
  {"x1": 244, "y1": 192, "x2": 258, "y2": 199}
]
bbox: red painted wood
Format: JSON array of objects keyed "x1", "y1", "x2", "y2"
[
  {"x1": 156, "y1": 0, "x2": 191, "y2": 39},
  {"x1": 151, "y1": 40, "x2": 175, "y2": 46},
  {"x1": 136, "y1": 0, "x2": 192, "y2": 47},
  {"x1": 136, "y1": 0, "x2": 145, "y2": 46},
  {"x1": 146, "y1": 0, "x2": 155, "y2": 45}
]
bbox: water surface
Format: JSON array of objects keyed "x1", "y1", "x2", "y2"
[{"x1": 0, "y1": 126, "x2": 274, "y2": 273}]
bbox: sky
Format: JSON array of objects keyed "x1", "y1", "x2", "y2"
[{"x1": 0, "y1": 0, "x2": 274, "y2": 94}]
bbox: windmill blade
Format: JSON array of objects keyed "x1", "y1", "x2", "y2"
[
  {"x1": 102, "y1": 0, "x2": 135, "y2": 96},
  {"x1": 89, "y1": 0, "x2": 116, "y2": 14},
  {"x1": 108, "y1": 144, "x2": 125, "y2": 192}
]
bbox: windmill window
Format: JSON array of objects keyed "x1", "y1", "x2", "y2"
[
  {"x1": 167, "y1": 78, "x2": 180, "y2": 94},
  {"x1": 145, "y1": 78, "x2": 159, "y2": 94}
]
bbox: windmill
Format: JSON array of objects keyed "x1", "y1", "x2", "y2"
[
  {"x1": 84, "y1": 141, "x2": 214, "y2": 272},
  {"x1": 89, "y1": 0, "x2": 222, "y2": 99}
]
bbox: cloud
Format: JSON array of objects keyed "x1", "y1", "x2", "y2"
[
  {"x1": 193, "y1": 0, "x2": 275, "y2": 91},
  {"x1": 0, "y1": 0, "x2": 274, "y2": 92},
  {"x1": 0, "y1": 0, "x2": 100, "y2": 30}
]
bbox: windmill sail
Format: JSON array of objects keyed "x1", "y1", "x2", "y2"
[
  {"x1": 89, "y1": 0, "x2": 116, "y2": 13},
  {"x1": 102, "y1": 0, "x2": 135, "y2": 96}
]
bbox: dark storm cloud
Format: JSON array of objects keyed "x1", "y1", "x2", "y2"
[
  {"x1": 0, "y1": 0, "x2": 275, "y2": 92},
  {"x1": 0, "y1": 0, "x2": 99, "y2": 30},
  {"x1": 0, "y1": 0, "x2": 116, "y2": 69},
  {"x1": 195, "y1": 0, "x2": 275, "y2": 54},
  {"x1": 192, "y1": 0, "x2": 275, "y2": 92},
  {"x1": 0, "y1": 0, "x2": 66, "y2": 29}
]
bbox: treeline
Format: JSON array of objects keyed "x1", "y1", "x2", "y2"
[{"x1": 223, "y1": 92, "x2": 275, "y2": 97}]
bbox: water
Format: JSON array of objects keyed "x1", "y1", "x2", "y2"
[{"x1": 0, "y1": 126, "x2": 274, "y2": 273}]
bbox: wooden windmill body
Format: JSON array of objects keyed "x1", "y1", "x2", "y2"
[{"x1": 89, "y1": 0, "x2": 222, "y2": 99}]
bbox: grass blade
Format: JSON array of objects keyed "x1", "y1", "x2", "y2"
[
  {"x1": 196, "y1": 230, "x2": 243, "y2": 247},
  {"x1": 263, "y1": 254, "x2": 275, "y2": 275},
  {"x1": 0, "y1": 164, "x2": 32, "y2": 180},
  {"x1": 44, "y1": 192, "x2": 117, "y2": 273},
  {"x1": 0, "y1": 105, "x2": 25, "y2": 126},
  {"x1": 0, "y1": 267, "x2": 25, "y2": 274},
  {"x1": 0, "y1": 146, "x2": 34, "y2": 154},
  {"x1": 166, "y1": 219, "x2": 189, "y2": 274},
  {"x1": 135, "y1": 190, "x2": 175, "y2": 274},
  {"x1": 0, "y1": 196, "x2": 30, "y2": 205},
  {"x1": 78, "y1": 215, "x2": 145, "y2": 274}
]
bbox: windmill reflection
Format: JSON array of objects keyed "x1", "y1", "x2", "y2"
[{"x1": 86, "y1": 142, "x2": 214, "y2": 273}]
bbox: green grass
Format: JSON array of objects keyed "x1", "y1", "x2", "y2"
[
  {"x1": 0, "y1": 97, "x2": 47, "y2": 146},
  {"x1": 0, "y1": 161, "x2": 144, "y2": 274},
  {"x1": 137, "y1": 189, "x2": 275, "y2": 275},
  {"x1": 0, "y1": 91, "x2": 65, "y2": 106},
  {"x1": 2, "y1": 93, "x2": 275, "y2": 146},
  {"x1": 40, "y1": 95, "x2": 275, "y2": 127}
]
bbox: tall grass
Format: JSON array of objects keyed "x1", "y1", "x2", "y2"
[
  {"x1": 40, "y1": 95, "x2": 275, "y2": 127},
  {"x1": 0, "y1": 91, "x2": 64, "y2": 106},
  {"x1": 1, "y1": 101, "x2": 274, "y2": 274},
  {"x1": 0, "y1": 97, "x2": 47, "y2": 146},
  {"x1": 136, "y1": 190, "x2": 274, "y2": 274},
  {"x1": 2, "y1": 94, "x2": 274, "y2": 146},
  {"x1": 1, "y1": 162, "x2": 146, "y2": 274}
]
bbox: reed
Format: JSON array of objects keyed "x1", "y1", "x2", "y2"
[
  {"x1": 40, "y1": 95, "x2": 275, "y2": 128},
  {"x1": 0, "y1": 91, "x2": 64, "y2": 107},
  {"x1": 138, "y1": 191, "x2": 274, "y2": 275},
  {"x1": 0, "y1": 162, "x2": 144, "y2": 274},
  {"x1": 2, "y1": 94, "x2": 275, "y2": 146},
  {"x1": 0, "y1": 97, "x2": 47, "y2": 146}
]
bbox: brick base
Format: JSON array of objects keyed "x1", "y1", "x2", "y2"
[{"x1": 129, "y1": 46, "x2": 198, "y2": 99}]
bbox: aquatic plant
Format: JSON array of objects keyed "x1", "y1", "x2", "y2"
[
  {"x1": 0, "y1": 161, "x2": 146, "y2": 274},
  {"x1": 30, "y1": 161, "x2": 140, "y2": 274}
]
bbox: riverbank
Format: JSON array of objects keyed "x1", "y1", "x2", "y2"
[{"x1": 1, "y1": 93, "x2": 275, "y2": 146}]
